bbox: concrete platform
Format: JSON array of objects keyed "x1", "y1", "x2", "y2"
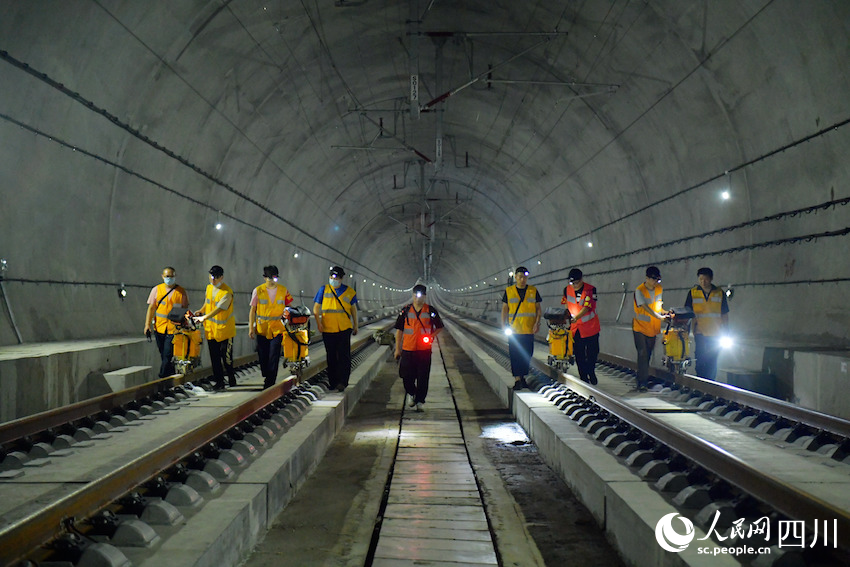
[
  {"x1": 0, "y1": 332, "x2": 253, "y2": 423},
  {"x1": 6, "y1": 344, "x2": 389, "y2": 567}
]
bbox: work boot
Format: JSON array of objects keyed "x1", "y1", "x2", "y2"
[
  {"x1": 414, "y1": 402, "x2": 424, "y2": 412},
  {"x1": 407, "y1": 394, "x2": 416, "y2": 407}
]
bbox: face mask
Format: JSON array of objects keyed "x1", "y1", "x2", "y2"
[
  {"x1": 163, "y1": 277, "x2": 176, "y2": 286},
  {"x1": 329, "y1": 278, "x2": 341, "y2": 288},
  {"x1": 213, "y1": 281, "x2": 222, "y2": 289}
]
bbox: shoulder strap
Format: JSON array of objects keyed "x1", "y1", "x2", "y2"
[
  {"x1": 329, "y1": 285, "x2": 351, "y2": 318},
  {"x1": 157, "y1": 286, "x2": 176, "y2": 306},
  {"x1": 412, "y1": 305, "x2": 428, "y2": 330},
  {"x1": 510, "y1": 287, "x2": 524, "y2": 324}
]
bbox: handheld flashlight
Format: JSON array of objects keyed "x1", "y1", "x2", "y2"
[
  {"x1": 719, "y1": 336, "x2": 734, "y2": 349},
  {"x1": 504, "y1": 327, "x2": 513, "y2": 336}
]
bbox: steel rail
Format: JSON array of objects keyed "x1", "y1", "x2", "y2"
[
  {"x1": 0, "y1": 374, "x2": 299, "y2": 567},
  {"x1": 0, "y1": 330, "x2": 381, "y2": 566},
  {"x1": 598, "y1": 352, "x2": 850, "y2": 439},
  {"x1": 449, "y1": 317, "x2": 850, "y2": 543},
  {"x1": 0, "y1": 352, "x2": 258, "y2": 446},
  {"x1": 455, "y1": 310, "x2": 850, "y2": 438}
]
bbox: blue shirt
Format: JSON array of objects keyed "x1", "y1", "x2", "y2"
[{"x1": 313, "y1": 283, "x2": 358, "y2": 306}]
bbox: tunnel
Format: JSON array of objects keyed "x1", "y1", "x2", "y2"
[{"x1": 1, "y1": 2, "x2": 850, "y2": 418}]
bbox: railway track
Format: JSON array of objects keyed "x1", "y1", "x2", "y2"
[
  {"x1": 448, "y1": 316, "x2": 850, "y2": 563},
  {"x1": 0, "y1": 324, "x2": 387, "y2": 567}
]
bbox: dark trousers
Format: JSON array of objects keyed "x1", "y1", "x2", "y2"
[
  {"x1": 633, "y1": 331, "x2": 656, "y2": 388},
  {"x1": 694, "y1": 334, "x2": 721, "y2": 381},
  {"x1": 399, "y1": 349, "x2": 432, "y2": 404},
  {"x1": 574, "y1": 330, "x2": 600, "y2": 383},
  {"x1": 154, "y1": 331, "x2": 175, "y2": 378},
  {"x1": 257, "y1": 334, "x2": 283, "y2": 387},
  {"x1": 208, "y1": 337, "x2": 235, "y2": 388},
  {"x1": 323, "y1": 329, "x2": 352, "y2": 389},
  {"x1": 508, "y1": 333, "x2": 535, "y2": 377}
]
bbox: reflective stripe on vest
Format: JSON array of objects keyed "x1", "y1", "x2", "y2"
[
  {"x1": 506, "y1": 285, "x2": 538, "y2": 335},
  {"x1": 154, "y1": 283, "x2": 186, "y2": 334},
  {"x1": 256, "y1": 283, "x2": 290, "y2": 338},
  {"x1": 691, "y1": 286, "x2": 724, "y2": 336},
  {"x1": 204, "y1": 283, "x2": 236, "y2": 341},
  {"x1": 402, "y1": 304, "x2": 434, "y2": 351},
  {"x1": 632, "y1": 283, "x2": 663, "y2": 337},
  {"x1": 320, "y1": 285, "x2": 355, "y2": 332},
  {"x1": 565, "y1": 284, "x2": 600, "y2": 336}
]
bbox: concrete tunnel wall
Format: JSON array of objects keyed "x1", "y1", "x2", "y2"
[{"x1": 1, "y1": 3, "x2": 849, "y2": 371}]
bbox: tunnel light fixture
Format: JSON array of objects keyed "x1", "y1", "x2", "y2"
[
  {"x1": 537, "y1": 259, "x2": 542, "y2": 265},
  {"x1": 118, "y1": 283, "x2": 127, "y2": 300},
  {"x1": 721, "y1": 190, "x2": 731, "y2": 200},
  {"x1": 586, "y1": 241, "x2": 593, "y2": 248}
]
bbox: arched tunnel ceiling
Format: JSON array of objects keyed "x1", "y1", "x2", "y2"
[{"x1": 2, "y1": 1, "x2": 850, "y2": 344}]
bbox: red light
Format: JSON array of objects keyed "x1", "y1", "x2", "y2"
[{"x1": 422, "y1": 335, "x2": 431, "y2": 344}]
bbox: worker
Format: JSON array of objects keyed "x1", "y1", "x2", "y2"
[
  {"x1": 684, "y1": 267, "x2": 729, "y2": 380},
  {"x1": 501, "y1": 266, "x2": 542, "y2": 390},
  {"x1": 249, "y1": 265, "x2": 294, "y2": 388},
  {"x1": 562, "y1": 268, "x2": 600, "y2": 385},
  {"x1": 313, "y1": 265, "x2": 358, "y2": 391},
  {"x1": 632, "y1": 266, "x2": 669, "y2": 392},
  {"x1": 394, "y1": 284, "x2": 444, "y2": 412},
  {"x1": 143, "y1": 266, "x2": 190, "y2": 378},
  {"x1": 193, "y1": 265, "x2": 237, "y2": 390}
]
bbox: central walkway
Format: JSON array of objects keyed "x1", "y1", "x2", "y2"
[
  {"x1": 371, "y1": 346, "x2": 498, "y2": 566},
  {"x1": 244, "y1": 333, "x2": 622, "y2": 567}
]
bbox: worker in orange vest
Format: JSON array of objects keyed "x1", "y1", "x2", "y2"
[
  {"x1": 632, "y1": 266, "x2": 670, "y2": 392},
  {"x1": 562, "y1": 268, "x2": 601, "y2": 385},
  {"x1": 394, "y1": 284, "x2": 444, "y2": 412}
]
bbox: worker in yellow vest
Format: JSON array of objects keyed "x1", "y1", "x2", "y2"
[
  {"x1": 684, "y1": 267, "x2": 729, "y2": 380},
  {"x1": 249, "y1": 265, "x2": 294, "y2": 388},
  {"x1": 313, "y1": 265, "x2": 358, "y2": 391},
  {"x1": 394, "y1": 284, "x2": 444, "y2": 412},
  {"x1": 632, "y1": 266, "x2": 670, "y2": 392},
  {"x1": 143, "y1": 266, "x2": 190, "y2": 378},
  {"x1": 501, "y1": 266, "x2": 542, "y2": 391},
  {"x1": 193, "y1": 265, "x2": 237, "y2": 390}
]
